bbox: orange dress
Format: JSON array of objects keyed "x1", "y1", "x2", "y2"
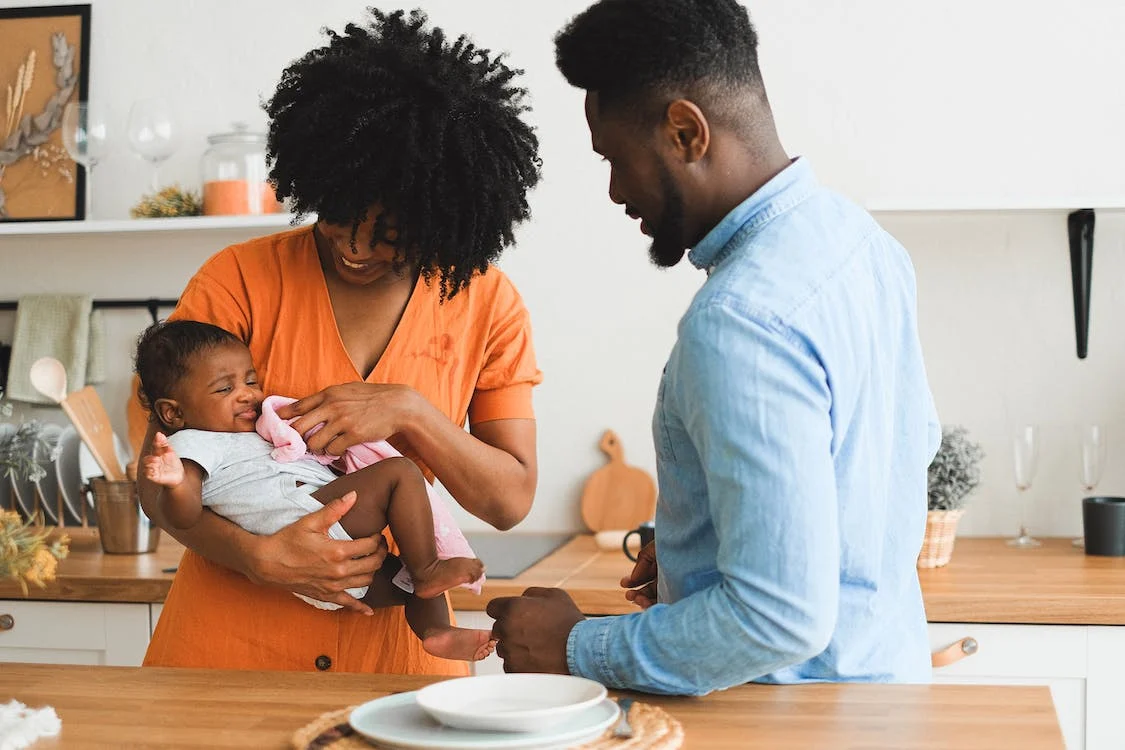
[{"x1": 127, "y1": 226, "x2": 542, "y2": 674}]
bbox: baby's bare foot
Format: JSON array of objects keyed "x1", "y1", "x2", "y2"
[
  {"x1": 411, "y1": 557, "x2": 484, "y2": 599},
  {"x1": 422, "y1": 627, "x2": 496, "y2": 661}
]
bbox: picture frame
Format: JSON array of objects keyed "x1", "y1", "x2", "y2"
[{"x1": 0, "y1": 4, "x2": 91, "y2": 222}]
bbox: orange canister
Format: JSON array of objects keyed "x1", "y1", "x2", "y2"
[{"x1": 200, "y1": 122, "x2": 283, "y2": 215}]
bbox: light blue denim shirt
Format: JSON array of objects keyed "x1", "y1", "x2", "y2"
[{"x1": 566, "y1": 158, "x2": 941, "y2": 695}]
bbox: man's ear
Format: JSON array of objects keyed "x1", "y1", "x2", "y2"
[
  {"x1": 662, "y1": 99, "x2": 710, "y2": 164},
  {"x1": 153, "y1": 398, "x2": 184, "y2": 430}
]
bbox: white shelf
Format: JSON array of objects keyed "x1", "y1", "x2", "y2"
[
  {"x1": 0, "y1": 213, "x2": 312, "y2": 238},
  {"x1": 866, "y1": 200, "x2": 1125, "y2": 214}
]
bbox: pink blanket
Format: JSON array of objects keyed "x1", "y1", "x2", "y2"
[{"x1": 256, "y1": 395, "x2": 483, "y2": 594}]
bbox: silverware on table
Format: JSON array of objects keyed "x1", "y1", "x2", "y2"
[{"x1": 613, "y1": 697, "x2": 635, "y2": 739}]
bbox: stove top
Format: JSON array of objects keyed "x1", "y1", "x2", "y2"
[{"x1": 461, "y1": 531, "x2": 576, "y2": 579}]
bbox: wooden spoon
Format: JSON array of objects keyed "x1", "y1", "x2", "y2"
[
  {"x1": 29, "y1": 356, "x2": 125, "y2": 481},
  {"x1": 579, "y1": 429, "x2": 657, "y2": 532}
]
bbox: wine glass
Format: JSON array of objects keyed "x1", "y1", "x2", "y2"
[
  {"x1": 1008, "y1": 424, "x2": 1041, "y2": 548},
  {"x1": 126, "y1": 98, "x2": 177, "y2": 192},
  {"x1": 61, "y1": 101, "x2": 112, "y2": 219},
  {"x1": 1072, "y1": 424, "x2": 1107, "y2": 548}
]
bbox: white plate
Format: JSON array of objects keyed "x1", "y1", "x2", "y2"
[
  {"x1": 78, "y1": 432, "x2": 131, "y2": 510},
  {"x1": 31, "y1": 424, "x2": 62, "y2": 525},
  {"x1": 416, "y1": 674, "x2": 608, "y2": 733},
  {"x1": 54, "y1": 427, "x2": 88, "y2": 525},
  {"x1": 349, "y1": 692, "x2": 619, "y2": 750},
  {"x1": 0, "y1": 424, "x2": 15, "y2": 513}
]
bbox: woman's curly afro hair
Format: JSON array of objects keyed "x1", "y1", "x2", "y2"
[{"x1": 266, "y1": 8, "x2": 542, "y2": 299}]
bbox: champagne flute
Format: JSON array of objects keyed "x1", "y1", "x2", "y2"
[
  {"x1": 61, "y1": 101, "x2": 112, "y2": 220},
  {"x1": 1007, "y1": 424, "x2": 1041, "y2": 548},
  {"x1": 126, "y1": 98, "x2": 177, "y2": 192},
  {"x1": 1073, "y1": 424, "x2": 1107, "y2": 548}
]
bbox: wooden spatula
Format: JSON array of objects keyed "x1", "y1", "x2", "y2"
[
  {"x1": 29, "y1": 357, "x2": 126, "y2": 481},
  {"x1": 579, "y1": 429, "x2": 657, "y2": 532}
]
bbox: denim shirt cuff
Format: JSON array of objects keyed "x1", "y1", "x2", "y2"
[{"x1": 566, "y1": 617, "x2": 616, "y2": 685}]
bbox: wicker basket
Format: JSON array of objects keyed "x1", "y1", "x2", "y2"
[{"x1": 917, "y1": 509, "x2": 965, "y2": 568}]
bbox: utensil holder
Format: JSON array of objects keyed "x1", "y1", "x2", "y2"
[{"x1": 89, "y1": 477, "x2": 159, "y2": 554}]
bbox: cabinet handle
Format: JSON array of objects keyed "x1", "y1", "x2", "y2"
[
  {"x1": 931, "y1": 637, "x2": 978, "y2": 668},
  {"x1": 0, "y1": 614, "x2": 13, "y2": 631}
]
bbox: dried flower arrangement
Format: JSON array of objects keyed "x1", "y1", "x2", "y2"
[
  {"x1": 0, "y1": 32, "x2": 80, "y2": 219},
  {"x1": 927, "y1": 425, "x2": 985, "y2": 511},
  {"x1": 130, "y1": 184, "x2": 203, "y2": 218},
  {"x1": 0, "y1": 388, "x2": 69, "y2": 593}
]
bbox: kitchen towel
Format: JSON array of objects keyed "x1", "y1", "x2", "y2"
[
  {"x1": 0, "y1": 699, "x2": 61, "y2": 750},
  {"x1": 4, "y1": 295, "x2": 106, "y2": 404}
]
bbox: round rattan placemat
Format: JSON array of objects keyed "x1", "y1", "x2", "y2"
[{"x1": 290, "y1": 700, "x2": 684, "y2": 750}]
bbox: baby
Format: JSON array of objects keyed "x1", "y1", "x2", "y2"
[{"x1": 133, "y1": 319, "x2": 493, "y2": 662}]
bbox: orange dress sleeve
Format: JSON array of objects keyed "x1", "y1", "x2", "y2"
[{"x1": 467, "y1": 273, "x2": 544, "y2": 425}]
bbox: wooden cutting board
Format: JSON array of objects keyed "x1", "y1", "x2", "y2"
[{"x1": 580, "y1": 429, "x2": 657, "y2": 532}]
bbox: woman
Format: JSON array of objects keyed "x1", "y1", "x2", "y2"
[{"x1": 129, "y1": 8, "x2": 542, "y2": 675}]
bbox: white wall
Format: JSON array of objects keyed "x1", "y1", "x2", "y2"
[{"x1": 1, "y1": 0, "x2": 1123, "y2": 538}]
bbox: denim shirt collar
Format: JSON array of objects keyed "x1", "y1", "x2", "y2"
[{"x1": 688, "y1": 157, "x2": 819, "y2": 271}]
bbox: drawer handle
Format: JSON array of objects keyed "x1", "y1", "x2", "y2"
[
  {"x1": 0, "y1": 614, "x2": 13, "y2": 631},
  {"x1": 931, "y1": 637, "x2": 978, "y2": 668}
]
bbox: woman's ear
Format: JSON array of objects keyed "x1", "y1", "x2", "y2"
[{"x1": 153, "y1": 398, "x2": 184, "y2": 430}]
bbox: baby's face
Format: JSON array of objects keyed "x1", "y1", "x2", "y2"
[{"x1": 173, "y1": 341, "x2": 264, "y2": 433}]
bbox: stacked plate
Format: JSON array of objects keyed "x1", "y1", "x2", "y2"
[
  {"x1": 0, "y1": 421, "x2": 131, "y2": 526},
  {"x1": 348, "y1": 674, "x2": 620, "y2": 750}
]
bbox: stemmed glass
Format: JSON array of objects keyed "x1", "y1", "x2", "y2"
[
  {"x1": 126, "y1": 98, "x2": 177, "y2": 192},
  {"x1": 61, "y1": 101, "x2": 112, "y2": 219},
  {"x1": 1007, "y1": 424, "x2": 1041, "y2": 548},
  {"x1": 1072, "y1": 424, "x2": 1107, "y2": 548}
]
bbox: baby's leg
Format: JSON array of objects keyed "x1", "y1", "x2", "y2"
[
  {"x1": 404, "y1": 594, "x2": 496, "y2": 662},
  {"x1": 311, "y1": 457, "x2": 483, "y2": 598}
]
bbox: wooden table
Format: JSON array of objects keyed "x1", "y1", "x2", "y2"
[{"x1": 0, "y1": 663, "x2": 1064, "y2": 749}]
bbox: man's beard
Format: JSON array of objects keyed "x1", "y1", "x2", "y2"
[{"x1": 648, "y1": 165, "x2": 687, "y2": 268}]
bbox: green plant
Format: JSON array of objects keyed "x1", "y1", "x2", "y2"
[
  {"x1": 0, "y1": 388, "x2": 55, "y2": 484},
  {"x1": 130, "y1": 184, "x2": 203, "y2": 218},
  {"x1": 927, "y1": 425, "x2": 985, "y2": 511}
]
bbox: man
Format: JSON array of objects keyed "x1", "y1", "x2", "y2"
[{"x1": 487, "y1": 0, "x2": 941, "y2": 695}]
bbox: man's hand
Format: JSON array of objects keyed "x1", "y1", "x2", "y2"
[
  {"x1": 142, "y1": 432, "x2": 185, "y2": 487},
  {"x1": 621, "y1": 541, "x2": 657, "y2": 609},
  {"x1": 486, "y1": 587, "x2": 585, "y2": 674},
  {"x1": 248, "y1": 491, "x2": 389, "y2": 615}
]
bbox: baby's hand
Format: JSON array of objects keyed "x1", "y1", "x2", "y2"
[{"x1": 142, "y1": 432, "x2": 185, "y2": 487}]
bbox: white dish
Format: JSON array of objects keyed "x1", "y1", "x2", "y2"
[
  {"x1": 54, "y1": 427, "x2": 88, "y2": 525},
  {"x1": 349, "y1": 691, "x2": 618, "y2": 750},
  {"x1": 31, "y1": 424, "x2": 62, "y2": 525},
  {"x1": 0, "y1": 424, "x2": 16, "y2": 513},
  {"x1": 416, "y1": 674, "x2": 608, "y2": 733}
]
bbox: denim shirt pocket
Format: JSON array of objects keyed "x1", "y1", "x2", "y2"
[{"x1": 653, "y1": 367, "x2": 677, "y2": 464}]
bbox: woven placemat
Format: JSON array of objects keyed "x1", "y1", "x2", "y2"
[{"x1": 290, "y1": 700, "x2": 684, "y2": 750}]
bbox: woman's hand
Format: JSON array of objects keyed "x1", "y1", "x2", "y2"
[
  {"x1": 246, "y1": 491, "x2": 388, "y2": 615},
  {"x1": 276, "y1": 383, "x2": 421, "y2": 456},
  {"x1": 620, "y1": 541, "x2": 658, "y2": 609}
]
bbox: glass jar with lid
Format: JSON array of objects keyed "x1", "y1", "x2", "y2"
[{"x1": 200, "y1": 122, "x2": 283, "y2": 216}]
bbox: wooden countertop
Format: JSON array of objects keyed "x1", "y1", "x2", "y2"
[
  {"x1": 7, "y1": 531, "x2": 1125, "y2": 626},
  {"x1": 0, "y1": 663, "x2": 1063, "y2": 749},
  {"x1": 918, "y1": 536, "x2": 1125, "y2": 625}
]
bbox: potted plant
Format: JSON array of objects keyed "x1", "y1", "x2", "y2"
[
  {"x1": 919, "y1": 425, "x2": 984, "y2": 568},
  {"x1": 0, "y1": 390, "x2": 69, "y2": 593}
]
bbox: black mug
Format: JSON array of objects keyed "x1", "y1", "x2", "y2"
[
  {"x1": 623, "y1": 521, "x2": 655, "y2": 562},
  {"x1": 1083, "y1": 497, "x2": 1125, "y2": 556}
]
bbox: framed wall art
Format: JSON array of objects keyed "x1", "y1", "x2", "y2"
[{"x1": 0, "y1": 4, "x2": 90, "y2": 221}]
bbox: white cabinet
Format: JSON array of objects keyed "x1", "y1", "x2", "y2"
[
  {"x1": 0, "y1": 601, "x2": 150, "y2": 666},
  {"x1": 454, "y1": 610, "x2": 503, "y2": 676},
  {"x1": 930, "y1": 623, "x2": 1125, "y2": 750}
]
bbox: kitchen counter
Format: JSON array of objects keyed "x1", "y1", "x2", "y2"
[
  {"x1": 6, "y1": 532, "x2": 1124, "y2": 626},
  {"x1": 0, "y1": 662, "x2": 1064, "y2": 749},
  {"x1": 918, "y1": 537, "x2": 1125, "y2": 625}
]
